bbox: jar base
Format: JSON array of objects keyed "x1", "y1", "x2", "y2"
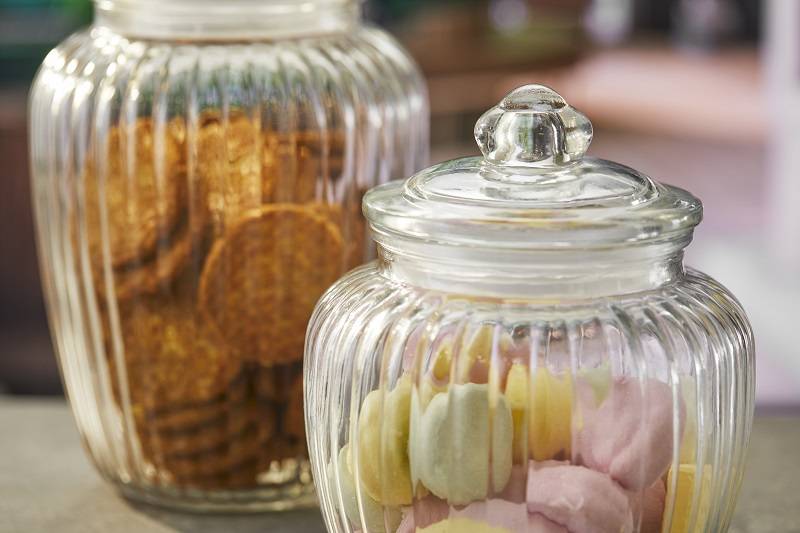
[{"x1": 116, "y1": 479, "x2": 317, "y2": 514}]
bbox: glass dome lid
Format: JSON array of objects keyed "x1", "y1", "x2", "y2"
[{"x1": 365, "y1": 85, "x2": 702, "y2": 252}]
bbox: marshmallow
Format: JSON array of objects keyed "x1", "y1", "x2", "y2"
[
  {"x1": 327, "y1": 445, "x2": 401, "y2": 532},
  {"x1": 511, "y1": 366, "x2": 572, "y2": 462},
  {"x1": 431, "y1": 326, "x2": 515, "y2": 386},
  {"x1": 398, "y1": 498, "x2": 567, "y2": 533},
  {"x1": 635, "y1": 479, "x2": 666, "y2": 533},
  {"x1": 416, "y1": 517, "x2": 512, "y2": 533},
  {"x1": 410, "y1": 383, "x2": 514, "y2": 505},
  {"x1": 664, "y1": 464, "x2": 713, "y2": 533},
  {"x1": 526, "y1": 463, "x2": 633, "y2": 533},
  {"x1": 357, "y1": 375, "x2": 413, "y2": 505},
  {"x1": 504, "y1": 364, "x2": 529, "y2": 464},
  {"x1": 456, "y1": 499, "x2": 567, "y2": 533},
  {"x1": 577, "y1": 377, "x2": 684, "y2": 490},
  {"x1": 678, "y1": 380, "x2": 698, "y2": 464}
]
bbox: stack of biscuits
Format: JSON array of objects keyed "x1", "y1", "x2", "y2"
[{"x1": 83, "y1": 110, "x2": 363, "y2": 490}]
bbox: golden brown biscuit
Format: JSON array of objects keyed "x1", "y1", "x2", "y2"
[
  {"x1": 143, "y1": 400, "x2": 274, "y2": 458},
  {"x1": 309, "y1": 197, "x2": 368, "y2": 271},
  {"x1": 197, "y1": 204, "x2": 344, "y2": 366},
  {"x1": 84, "y1": 118, "x2": 186, "y2": 270},
  {"x1": 118, "y1": 295, "x2": 242, "y2": 412},
  {"x1": 140, "y1": 378, "x2": 249, "y2": 432},
  {"x1": 265, "y1": 128, "x2": 347, "y2": 204},
  {"x1": 158, "y1": 417, "x2": 274, "y2": 478},
  {"x1": 138, "y1": 378, "x2": 247, "y2": 429},
  {"x1": 197, "y1": 111, "x2": 274, "y2": 228},
  {"x1": 106, "y1": 220, "x2": 194, "y2": 303}
]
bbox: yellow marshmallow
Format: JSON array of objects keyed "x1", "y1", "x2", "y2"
[
  {"x1": 664, "y1": 464, "x2": 713, "y2": 533},
  {"x1": 678, "y1": 381, "x2": 699, "y2": 464},
  {"x1": 327, "y1": 445, "x2": 401, "y2": 531},
  {"x1": 528, "y1": 367, "x2": 573, "y2": 461},
  {"x1": 504, "y1": 363, "x2": 529, "y2": 463},
  {"x1": 417, "y1": 518, "x2": 512, "y2": 533},
  {"x1": 432, "y1": 340, "x2": 453, "y2": 382},
  {"x1": 357, "y1": 375, "x2": 413, "y2": 505}
]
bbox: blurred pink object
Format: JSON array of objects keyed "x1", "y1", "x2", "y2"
[
  {"x1": 498, "y1": 464, "x2": 528, "y2": 503},
  {"x1": 527, "y1": 513, "x2": 569, "y2": 533},
  {"x1": 634, "y1": 479, "x2": 667, "y2": 533},
  {"x1": 397, "y1": 495, "x2": 568, "y2": 532},
  {"x1": 401, "y1": 325, "x2": 425, "y2": 373},
  {"x1": 500, "y1": 460, "x2": 570, "y2": 503},
  {"x1": 526, "y1": 464, "x2": 633, "y2": 533},
  {"x1": 577, "y1": 377, "x2": 684, "y2": 490},
  {"x1": 397, "y1": 496, "x2": 449, "y2": 532},
  {"x1": 458, "y1": 499, "x2": 565, "y2": 532}
]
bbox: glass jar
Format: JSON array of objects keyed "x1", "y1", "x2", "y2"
[
  {"x1": 306, "y1": 86, "x2": 754, "y2": 532},
  {"x1": 29, "y1": 0, "x2": 428, "y2": 511}
]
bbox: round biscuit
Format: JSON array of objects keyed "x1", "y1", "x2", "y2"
[
  {"x1": 197, "y1": 204, "x2": 343, "y2": 365},
  {"x1": 84, "y1": 118, "x2": 186, "y2": 270}
]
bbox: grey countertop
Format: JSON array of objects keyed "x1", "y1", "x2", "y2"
[{"x1": 1, "y1": 399, "x2": 798, "y2": 533}]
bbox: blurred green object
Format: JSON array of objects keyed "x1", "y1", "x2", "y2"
[
  {"x1": 392, "y1": 0, "x2": 586, "y2": 76},
  {"x1": 0, "y1": 0, "x2": 92, "y2": 85},
  {"x1": 375, "y1": 0, "x2": 483, "y2": 21}
]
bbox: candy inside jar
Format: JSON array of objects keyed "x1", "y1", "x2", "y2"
[
  {"x1": 306, "y1": 85, "x2": 754, "y2": 532},
  {"x1": 327, "y1": 324, "x2": 704, "y2": 533}
]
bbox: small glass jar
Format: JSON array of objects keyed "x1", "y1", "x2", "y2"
[
  {"x1": 29, "y1": 0, "x2": 427, "y2": 511},
  {"x1": 306, "y1": 86, "x2": 754, "y2": 532}
]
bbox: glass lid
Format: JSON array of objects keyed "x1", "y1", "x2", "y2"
[{"x1": 365, "y1": 85, "x2": 702, "y2": 251}]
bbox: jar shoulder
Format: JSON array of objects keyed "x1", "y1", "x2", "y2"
[
  {"x1": 662, "y1": 267, "x2": 754, "y2": 342},
  {"x1": 32, "y1": 24, "x2": 421, "y2": 85},
  {"x1": 29, "y1": 24, "x2": 428, "y2": 178},
  {"x1": 309, "y1": 264, "x2": 754, "y2": 354}
]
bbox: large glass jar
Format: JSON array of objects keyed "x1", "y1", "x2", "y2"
[
  {"x1": 29, "y1": 0, "x2": 428, "y2": 511},
  {"x1": 306, "y1": 86, "x2": 754, "y2": 532}
]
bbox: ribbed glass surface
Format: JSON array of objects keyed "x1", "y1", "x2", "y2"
[
  {"x1": 306, "y1": 264, "x2": 754, "y2": 532},
  {"x1": 29, "y1": 19, "x2": 428, "y2": 510}
]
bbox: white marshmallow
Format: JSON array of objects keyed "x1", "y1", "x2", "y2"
[{"x1": 410, "y1": 383, "x2": 514, "y2": 505}]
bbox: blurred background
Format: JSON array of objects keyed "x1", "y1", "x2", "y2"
[{"x1": 1, "y1": 0, "x2": 797, "y2": 409}]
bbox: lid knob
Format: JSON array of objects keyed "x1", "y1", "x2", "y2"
[{"x1": 474, "y1": 85, "x2": 593, "y2": 169}]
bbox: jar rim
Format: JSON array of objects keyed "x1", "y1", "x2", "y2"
[
  {"x1": 94, "y1": 0, "x2": 361, "y2": 40},
  {"x1": 364, "y1": 85, "x2": 703, "y2": 254}
]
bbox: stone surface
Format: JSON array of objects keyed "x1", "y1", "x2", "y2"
[{"x1": 0, "y1": 398, "x2": 797, "y2": 532}]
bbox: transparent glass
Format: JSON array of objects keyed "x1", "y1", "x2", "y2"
[
  {"x1": 29, "y1": 0, "x2": 428, "y2": 512},
  {"x1": 305, "y1": 86, "x2": 754, "y2": 532}
]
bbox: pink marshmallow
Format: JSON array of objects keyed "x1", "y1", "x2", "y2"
[
  {"x1": 528, "y1": 513, "x2": 570, "y2": 533},
  {"x1": 527, "y1": 464, "x2": 633, "y2": 533},
  {"x1": 456, "y1": 499, "x2": 567, "y2": 532},
  {"x1": 396, "y1": 497, "x2": 568, "y2": 533},
  {"x1": 458, "y1": 499, "x2": 534, "y2": 531},
  {"x1": 577, "y1": 377, "x2": 684, "y2": 490}
]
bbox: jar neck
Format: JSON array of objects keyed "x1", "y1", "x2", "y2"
[
  {"x1": 94, "y1": 0, "x2": 361, "y2": 40},
  {"x1": 376, "y1": 239, "x2": 688, "y2": 301}
]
